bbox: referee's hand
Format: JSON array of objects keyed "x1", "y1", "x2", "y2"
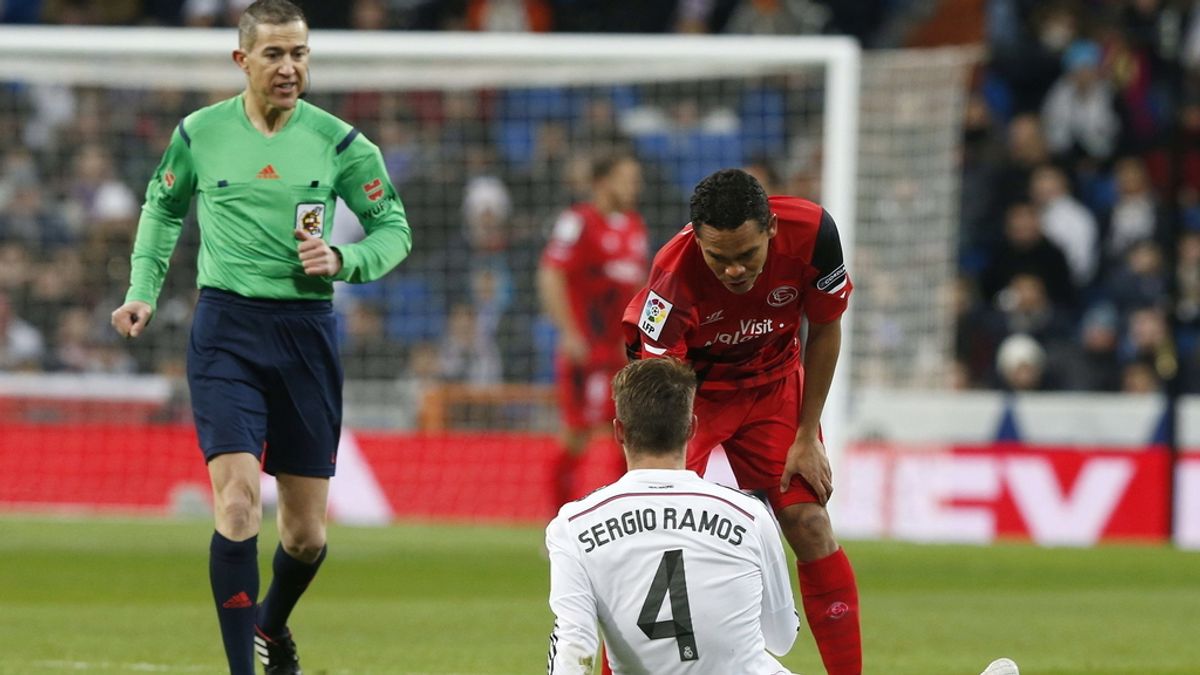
[
  {"x1": 295, "y1": 229, "x2": 343, "y2": 277},
  {"x1": 111, "y1": 301, "x2": 153, "y2": 339}
]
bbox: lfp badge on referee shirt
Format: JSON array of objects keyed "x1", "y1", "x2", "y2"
[
  {"x1": 295, "y1": 203, "x2": 325, "y2": 238},
  {"x1": 639, "y1": 290, "x2": 673, "y2": 341}
]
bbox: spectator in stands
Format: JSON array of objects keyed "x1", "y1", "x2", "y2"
[
  {"x1": 960, "y1": 92, "x2": 1007, "y2": 257},
  {"x1": 66, "y1": 143, "x2": 138, "y2": 235},
  {"x1": 42, "y1": 0, "x2": 142, "y2": 24},
  {"x1": 743, "y1": 156, "x2": 786, "y2": 195},
  {"x1": 376, "y1": 119, "x2": 422, "y2": 186},
  {"x1": 996, "y1": 332, "x2": 1049, "y2": 392},
  {"x1": 45, "y1": 305, "x2": 136, "y2": 373},
  {"x1": 350, "y1": 0, "x2": 389, "y2": 30},
  {"x1": 1177, "y1": 230, "x2": 1200, "y2": 328},
  {"x1": 1121, "y1": 306, "x2": 1176, "y2": 384},
  {"x1": 989, "y1": 114, "x2": 1051, "y2": 225},
  {"x1": 955, "y1": 275, "x2": 1001, "y2": 388},
  {"x1": 0, "y1": 147, "x2": 37, "y2": 207},
  {"x1": 723, "y1": 0, "x2": 830, "y2": 36},
  {"x1": 0, "y1": 291, "x2": 43, "y2": 371},
  {"x1": 183, "y1": 0, "x2": 254, "y2": 27},
  {"x1": 465, "y1": 0, "x2": 552, "y2": 32},
  {"x1": 1106, "y1": 240, "x2": 1167, "y2": 315},
  {"x1": 27, "y1": 248, "x2": 88, "y2": 335},
  {"x1": 1121, "y1": 359, "x2": 1161, "y2": 393},
  {"x1": 340, "y1": 300, "x2": 403, "y2": 380},
  {"x1": 1030, "y1": 163, "x2": 1098, "y2": 288},
  {"x1": 992, "y1": 273, "x2": 1074, "y2": 352},
  {"x1": 572, "y1": 96, "x2": 632, "y2": 153},
  {"x1": 1059, "y1": 302, "x2": 1122, "y2": 392},
  {"x1": 0, "y1": 244, "x2": 33, "y2": 301},
  {"x1": 1103, "y1": 19, "x2": 1164, "y2": 153},
  {"x1": 988, "y1": 1, "x2": 1077, "y2": 114},
  {"x1": 522, "y1": 120, "x2": 573, "y2": 208},
  {"x1": 1041, "y1": 39, "x2": 1120, "y2": 167},
  {"x1": 0, "y1": 182, "x2": 73, "y2": 252},
  {"x1": 551, "y1": 0, "x2": 675, "y2": 32},
  {"x1": 459, "y1": 174, "x2": 515, "y2": 312},
  {"x1": 980, "y1": 201, "x2": 1075, "y2": 308},
  {"x1": 1107, "y1": 156, "x2": 1163, "y2": 260},
  {"x1": 438, "y1": 302, "x2": 502, "y2": 384},
  {"x1": 673, "y1": 0, "x2": 711, "y2": 33}
]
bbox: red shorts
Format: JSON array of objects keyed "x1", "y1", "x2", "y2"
[
  {"x1": 687, "y1": 369, "x2": 818, "y2": 512},
  {"x1": 555, "y1": 358, "x2": 618, "y2": 431}
]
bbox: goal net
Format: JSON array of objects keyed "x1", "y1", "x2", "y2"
[{"x1": 0, "y1": 27, "x2": 973, "y2": 521}]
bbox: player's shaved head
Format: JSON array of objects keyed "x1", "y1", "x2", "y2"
[
  {"x1": 239, "y1": 0, "x2": 307, "y2": 51},
  {"x1": 612, "y1": 358, "x2": 696, "y2": 456},
  {"x1": 690, "y1": 168, "x2": 771, "y2": 232}
]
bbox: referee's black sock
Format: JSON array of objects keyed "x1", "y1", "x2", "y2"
[
  {"x1": 258, "y1": 542, "x2": 327, "y2": 637},
  {"x1": 209, "y1": 531, "x2": 259, "y2": 675}
]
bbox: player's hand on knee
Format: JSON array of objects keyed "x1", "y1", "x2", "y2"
[
  {"x1": 781, "y1": 433, "x2": 833, "y2": 505},
  {"x1": 295, "y1": 229, "x2": 343, "y2": 277},
  {"x1": 111, "y1": 301, "x2": 153, "y2": 339}
]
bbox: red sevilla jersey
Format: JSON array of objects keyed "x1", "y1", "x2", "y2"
[
  {"x1": 542, "y1": 203, "x2": 649, "y2": 368},
  {"x1": 621, "y1": 196, "x2": 852, "y2": 390}
]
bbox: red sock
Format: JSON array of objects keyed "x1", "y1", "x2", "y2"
[
  {"x1": 552, "y1": 451, "x2": 583, "y2": 508},
  {"x1": 797, "y1": 547, "x2": 861, "y2": 675}
]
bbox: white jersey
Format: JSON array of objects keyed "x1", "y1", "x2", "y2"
[{"x1": 546, "y1": 469, "x2": 799, "y2": 675}]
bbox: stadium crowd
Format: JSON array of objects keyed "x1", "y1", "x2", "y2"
[
  {"x1": 1, "y1": 0, "x2": 1199, "y2": 398},
  {"x1": 960, "y1": 0, "x2": 1200, "y2": 394}
]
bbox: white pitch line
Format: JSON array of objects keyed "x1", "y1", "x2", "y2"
[
  {"x1": 31, "y1": 663, "x2": 507, "y2": 675},
  {"x1": 31, "y1": 661, "x2": 213, "y2": 672}
]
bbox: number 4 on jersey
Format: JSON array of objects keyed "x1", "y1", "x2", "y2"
[{"x1": 637, "y1": 549, "x2": 699, "y2": 662}]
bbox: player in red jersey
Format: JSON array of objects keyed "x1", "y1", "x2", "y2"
[
  {"x1": 622, "y1": 168, "x2": 861, "y2": 675},
  {"x1": 539, "y1": 153, "x2": 649, "y2": 508}
]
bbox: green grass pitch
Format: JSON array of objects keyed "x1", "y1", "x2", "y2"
[{"x1": 1, "y1": 515, "x2": 1197, "y2": 674}]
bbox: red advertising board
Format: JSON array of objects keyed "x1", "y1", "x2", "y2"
[
  {"x1": 0, "y1": 424, "x2": 622, "y2": 522},
  {"x1": 835, "y1": 443, "x2": 1171, "y2": 545},
  {"x1": 0, "y1": 424, "x2": 1178, "y2": 544}
]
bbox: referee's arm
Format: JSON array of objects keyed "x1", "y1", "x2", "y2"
[
  {"x1": 330, "y1": 136, "x2": 412, "y2": 284},
  {"x1": 124, "y1": 122, "x2": 197, "y2": 318}
]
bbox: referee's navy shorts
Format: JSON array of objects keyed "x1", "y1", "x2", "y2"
[{"x1": 187, "y1": 287, "x2": 342, "y2": 477}]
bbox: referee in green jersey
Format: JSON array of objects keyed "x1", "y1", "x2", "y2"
[{"x1": 110, "y1": 2, "x2": 411, "y2": 672}]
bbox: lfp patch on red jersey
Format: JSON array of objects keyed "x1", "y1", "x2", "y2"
[{"x1": 638, "y1": 290, "x2": 673, "y2": 341}]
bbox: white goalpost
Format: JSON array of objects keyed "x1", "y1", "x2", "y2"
[{"x1": 0, "y1": 27, "x2": 973, "y2": 520}]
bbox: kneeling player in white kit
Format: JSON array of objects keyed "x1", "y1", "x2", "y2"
[
  {"x1": 546, "y1": 357, "x2": 800, "y2": 675},
  {"x1": 545, "y1": 358, "x2": 1024, "y2": 675}
]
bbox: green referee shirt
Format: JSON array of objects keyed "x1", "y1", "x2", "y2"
[{"x1": 126, "y1": 94, "x2": 412, "y2": 310}]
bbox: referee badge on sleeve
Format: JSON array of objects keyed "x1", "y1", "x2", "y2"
[
  {"x1": 639, "y1": 290, "x2": 673, "y2": 341},
  {"x1": 295, "y1": 203, "x2": 325, "y2": 238}
]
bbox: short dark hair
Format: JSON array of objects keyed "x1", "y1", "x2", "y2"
[
  {"x1": 239, "y1": 0, "x2": 307, "y2": 51},
  {"x1": 591, "y1": 152, "x2": 637, "y2": 181},
  {"x1": 689, "y1": 168, "x2": 771, "y2": 231},
  {"x1": 611, "y1": 358, "x2": 697, "y2": 456}
]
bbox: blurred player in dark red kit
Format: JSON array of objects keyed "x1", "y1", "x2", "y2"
[
  {"x1": 622, "y1": 168, "x2": 861, "y2": 674},
  {"x1": 539, "y1": 153, "x2": 649, "y2": 508}
]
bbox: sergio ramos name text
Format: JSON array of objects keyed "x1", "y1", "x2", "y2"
[{"x1": 577, "y1": 507, "x2": 747, "y2": 553}]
